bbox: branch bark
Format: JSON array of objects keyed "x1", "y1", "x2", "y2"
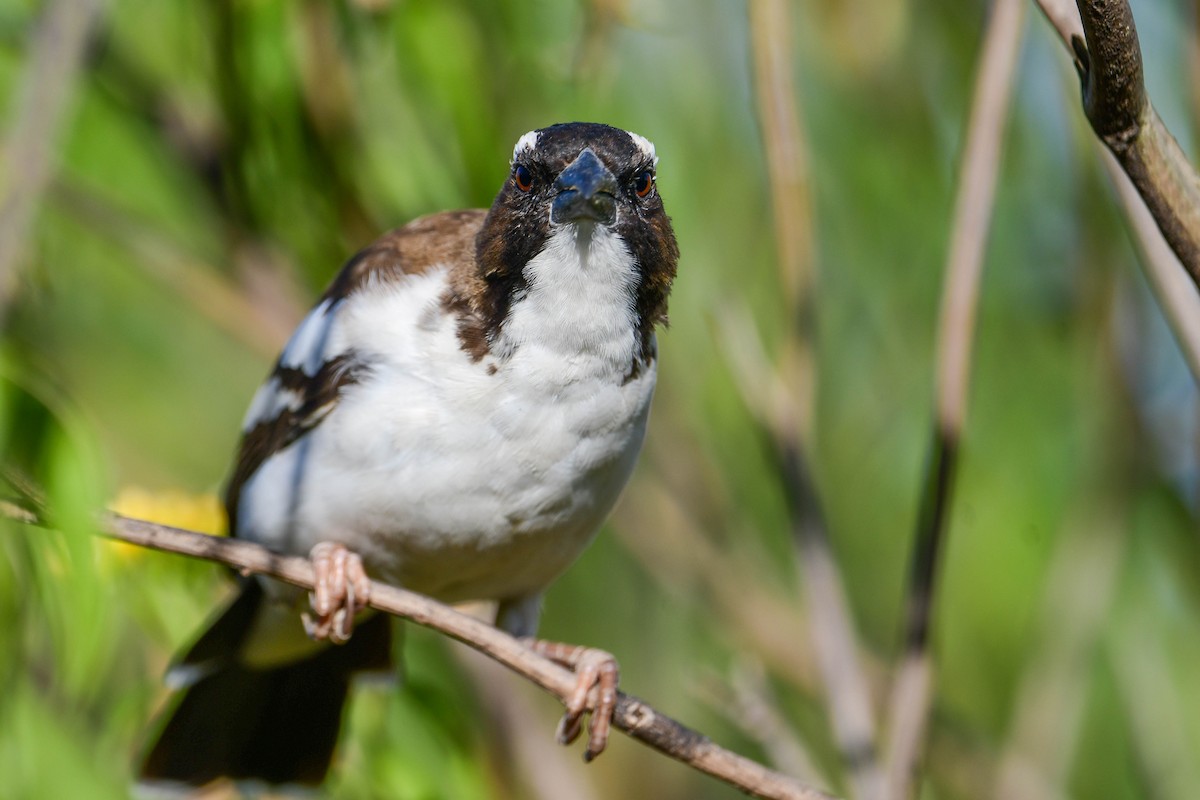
[
  {"x1": 3, "y1": 506, "x2": 838, "y2": 800},
  {"x1": 1033, "y1": 0, "x2": 1200, "y2": 387},
  {"x1": 1067, "y1": 0, "x2": 1200, "y2": 289}
]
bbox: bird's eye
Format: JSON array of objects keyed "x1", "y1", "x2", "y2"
[
  {"x1": 634, "y1": 170, "x2": 654, "y2": 198},
  {"x1": 513, "y1": 164, "x2": 533, "y2": 192}
]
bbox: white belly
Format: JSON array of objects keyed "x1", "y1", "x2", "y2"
[{"x1": 235, "y1": 265, "x2": 656, "y2": 604}]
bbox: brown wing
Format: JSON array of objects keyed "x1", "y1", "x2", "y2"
[
  {"x1": 224, "y1": 355, "x2": 364, "y2": 530},
  {"x1": 223, "y1": 209, "x2": 487, "y2": 532}
]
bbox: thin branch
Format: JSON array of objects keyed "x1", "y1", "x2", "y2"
[
  {"x1": 715, "y1": 303, "x2": 884, "y2": 800},
  {"x1": 747, "y1": 2, "x2": 884, "y2": 797},
  {"x1": 882, "y1": 431, "x2": 957, "y2": 800},
  {"x1": 2, "y1": 506, "x2": 838, "y2": 800},
  {"x1": 783, "y1": 446, "x2": 883, "y2": 800},
  {"x1": 1031, "y1": 3, "x2": 1200, "y2": 386},
  {"x1": 932, "y1": 0, "x2": 1026, "y2": 440},
  {"x1": 885, "y1": 1, "x2": 1025, "y2": 798},
  {"x1": 1101, "y1": 149, "x2": 1200, "y2": 384},
  {"x1": 1073, "y1": 0, "x2": 1144, "y2": 142},
  {"x1": 0, "y1": 0, "x2": 106, "y2": 321},
  {"x1": 1033, "y1": 0, "x2": 1083, "y2": 46},
  {"x1": 748, "y1": 0, "x2": 816, "y2": 325},
  {"x1": 1060, "y1": 0, "x2": 1200, "y2": 289}
]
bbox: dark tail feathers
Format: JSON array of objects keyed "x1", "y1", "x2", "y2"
[{"x1": 140, "y1": 582, "x2": 392, "y2": 788}]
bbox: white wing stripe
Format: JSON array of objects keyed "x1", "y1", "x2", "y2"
[
  {"x1": 280, "y1": 298, "x2": 338, "y2": 374},
  {"x1": 240, "y1": 378, "x2": 303, "y2": 432}
]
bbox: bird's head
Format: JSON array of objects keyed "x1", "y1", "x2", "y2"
[{"x1": 474, "y1": 122, "x2": 679, "y2": 355}]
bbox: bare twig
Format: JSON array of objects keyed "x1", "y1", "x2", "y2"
[
  {"x1": 715, "y1": 307, "x2": 884, "y2": 799},
  {"x1": 0, "y1": 0, "x2": 106, "y2": 320},
  {"x1": 1031, "y1": 3, "x2": 1200, "y2": 385},
  {"x1": 0, "y1": 501, "x2": 38, "y2": 525},
  {"x1": 885, "y1": 1, "x2": 1025, "y2": 798},
  {"x1": 747, "y1": 3, "x2": 884, "y2": 797},
  {"x1": 1033, "y1": 0, "x2": 1083, "y2": 46},
  {"x1": 1052, "y1": 0, "x2": 1200, "y2": 288},
  {"x1": 2, "y1": 506, "x2": 838, "y2": 800},
  {"x1": 788, "y1": 462, "x2": 884, "y2": 800},
  {"x1": 1101, "y1": 149, "x2": 1200, "y2": 384},
  {"x1": 932, "y1": 0, "x2": 1025, "y2": 440},
  {"x1": 749, "y1": 0, "x2": 816, "y2": 323}
]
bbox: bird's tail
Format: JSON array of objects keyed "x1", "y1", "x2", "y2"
[{"x1": 139, "y1": 580, "x2": 392, "y2": 789}]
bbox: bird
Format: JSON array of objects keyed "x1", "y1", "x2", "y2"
[{"x1": 138, "y1": 121, "x2": 680, "y2": 789}]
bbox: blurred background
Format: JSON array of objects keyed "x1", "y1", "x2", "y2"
[{"x1": 2, "y1": 0, "x2": 1200, "y2": 797}]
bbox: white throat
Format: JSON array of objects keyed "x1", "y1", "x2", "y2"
[{"x1": 496, "y1": 224, "x2": 641, "y2": 378}]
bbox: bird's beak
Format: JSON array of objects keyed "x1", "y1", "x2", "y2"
[{"x1": 552, "y1": 148, "x2": 617, "y2": 225}]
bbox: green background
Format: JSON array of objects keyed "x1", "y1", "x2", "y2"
[{"x1": 2, "y1": 0, "x2": 1199, "y2": 797}]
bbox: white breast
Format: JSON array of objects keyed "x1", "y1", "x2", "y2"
[{"x1": 236, "y1": 224, "x2": 656, "y2": 605}]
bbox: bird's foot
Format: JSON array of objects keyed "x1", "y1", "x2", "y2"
[
  {"x1": 302, "y1": 542, "x2": 370, "y2": 645},
  {"x1": 522, "y1": 639, "x2": 620, "y2": 761}
]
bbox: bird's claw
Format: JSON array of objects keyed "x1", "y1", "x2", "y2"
[
  {"x1": 302, "y1": 541, "x2": 370, "y2": 644},
  {"x1": 523, "y1": 639, "x2": 620, "y2": 761}
]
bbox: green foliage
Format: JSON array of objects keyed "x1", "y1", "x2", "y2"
[{"x1": 3, "y1": 0, "x2": 1200, "y2": 798}]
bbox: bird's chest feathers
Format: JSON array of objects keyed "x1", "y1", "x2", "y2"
[
  {"x1": 300, "y1": 230, "x2": 655, "y2": 595},
  {"x1": 495, "y1": 224, "x2": 642, "y2": 381},
  {"x1": 438, "y1": 223, "x2": 651, "y2": 512},
  {"x1": 470, "y1": 224, "x2": 650, "y2": 502}
]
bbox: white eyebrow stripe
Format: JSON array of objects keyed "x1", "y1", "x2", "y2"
[
  {"x1": 512, "y1": 130, "x2": 539, "y2": 162},
  {"x1": 627, "y1": 131, "x2": 658, "y2": 166}
]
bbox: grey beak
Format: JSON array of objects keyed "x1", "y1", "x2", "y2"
[{"x1": 552, "y1": 148, "x2": 617, "y2": 224}]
